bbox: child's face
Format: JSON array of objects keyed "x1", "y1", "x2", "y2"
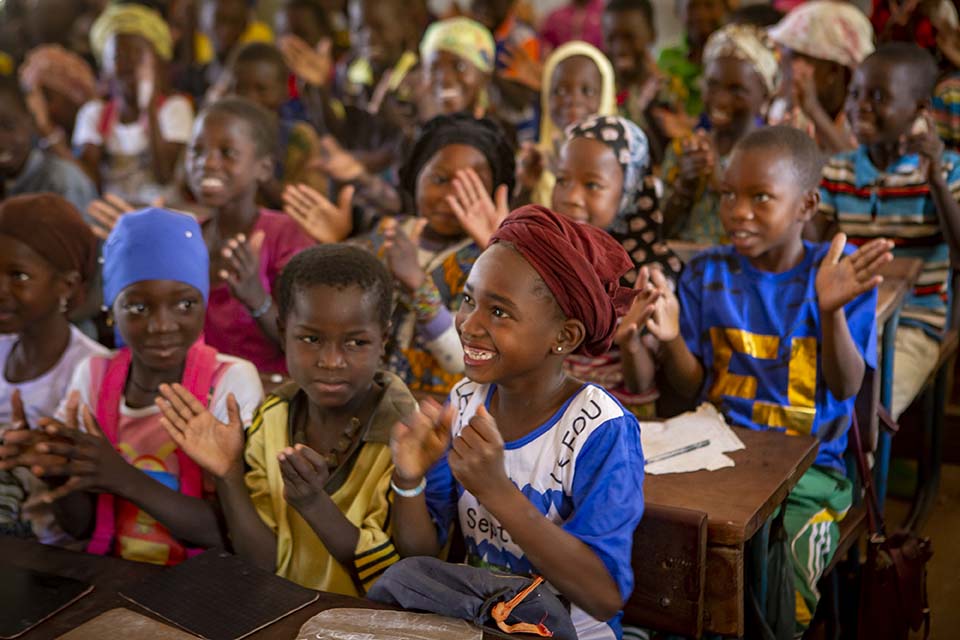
[
  {"x1": 415, "y1": 143, "x2": 494, "y2": 238},
  {"x1": 274, "y1": 6, "x2": 326, "y2": 47},
  {"x1": 186, "y1": 112, "x2": 271, "y2": 210},
  {"x1": 703, "y1": 56, "x2": 767, "y2": 135},
  {"x1": 0, "y1": 96, "x2": 34, "y2": 178},
  {"x1": 425, "y1": 51, "x2": 488, "y2": 115},
  {"x1": 549, "y1": 56, "x2": 603, "y2": 130},
  {"x1": 602, "y1": 9, "x2": 655, "y2": 82},
  {"x1": 551, "y1": 137, "x2": 624, "y2": 229},
  {"x1": 281, "y1": 284, "x2": 386, "y2": 410},
  {"x1": 456, "y1": 244, "x2": 571, "y2": 384},
  {"x1": 348, "y1": 0, "x2": 409, "y2": 71},
  {"x1": 845, "y1": 59, "x2": 921, "y2": 147},
  {"x1": 201, "y1": 0, "x2": 250, "y2": 59},
  {"x1": 231, "y1": 60, "x2": 289, "y2": 113},
  {"x1": 0, "y1": 235, "x2": 72, "y2": 335},
  {"x1": 113, "y1": 280, "x2": 206, "y2": 372},
  {"x1": 680, "y1": 0, "x2": 726, "y2": 47},
  {"x1": 718, "y1": 147, "x2": 813, "y2": 270},
  {"x1": 102, "y1": 33, "x2": 156, "y2": 106}
]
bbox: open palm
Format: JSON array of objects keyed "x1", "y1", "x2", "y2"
[{"x1": 157, "y1": 384, "x2": 244, "y2": 479}]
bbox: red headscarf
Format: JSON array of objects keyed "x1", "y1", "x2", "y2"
[{"x1": 490, "y1": 205, "x2": 637, "y2": 357}]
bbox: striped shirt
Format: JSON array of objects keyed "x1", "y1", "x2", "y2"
[
  {"x1": 819, "y1": 146, "x2": 960, "y2": 337},
  {"x1": 934, "y1": 72, "x2": 960, "y2": 154}
]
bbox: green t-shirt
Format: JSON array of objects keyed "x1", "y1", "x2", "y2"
[{"x1": 657, "y1": 41, "x2": 703, "y2": 117}]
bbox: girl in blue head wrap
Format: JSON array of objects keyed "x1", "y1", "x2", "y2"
[{"x1": 21, "y1": 208, "x2": 263, "y2": 566}]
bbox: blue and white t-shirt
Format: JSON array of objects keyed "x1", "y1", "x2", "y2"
[{"x1": 425, "y1": 379, "x2": 646, "y2": 640}]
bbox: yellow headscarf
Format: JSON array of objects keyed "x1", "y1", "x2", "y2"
[
  {"x1": 703, "y1": 24, "x2": 781, "y2": 96},
  {"x1": 90, "y1": 4, "x2": 173, "y2": 63},
  {"x1": 419, "y1": 17, "x2": 496, "y2": 74}
]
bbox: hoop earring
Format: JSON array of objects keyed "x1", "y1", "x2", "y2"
[{"x1": 59, "y1": 297, "x2": 68, "y2": 314}]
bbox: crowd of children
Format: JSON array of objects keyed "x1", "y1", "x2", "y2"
[{"x1": 0, "y1": 0, "x2": 957, "y2": 638}]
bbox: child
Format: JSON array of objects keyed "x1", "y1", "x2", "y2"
[
  {"x1": 17, "y1": 44, "x2": 98, "y2": 165},
  {"x1": 389, "y1": 204, "x2": 646, "y2": 640},
  {"x1": 819, "y1": 43, "x2": 960, "y2": 419},
  {"x1": 11, "y1": 208, "x2": 263, "y2": 565},
  {"x1": 77, "y1": 4, "x2": 194, "y2": 204},
  {"x1": 419, "y1": 17, "x2": 496, "y2": 120},
  {"x1": 519, "y1": 41, "x2": 617, "y2": 205},
  {"x1": 657, "y1": 0, "x2": 728, "y2": 118},
  {"x1": 358, "y1": 113, "x2": 515, "y2": 399},
  {"x1": 660, "y1": 23, "x2": 780, "y2": 243},
  {"x1": 194, "y1": 0, "x2": 274, "y2": 98},
  {"x1": 0, "y1": 78, "x2": 97, "y2": 212},
  {"x1": 157, "y1": 244, "x2": 416, "y2": 594},
  {"x1": 768, "y1": 0, "x2": 874, "y2": 153},
  {"x1": 222, "y1": 42, "x2": 327, "y2": 208},
  {"x1": 650, "y1": 126, "x2": 892, "y2": 632},
  {"x1": 0, "y1": 194, "x2": 105, "y2": 539},
  {"x1": 186, "y1": 97, "x2": 315, "y2": 374},
  {"x1": 553, "y1": 115, "x2": 682, "y2": 417}
]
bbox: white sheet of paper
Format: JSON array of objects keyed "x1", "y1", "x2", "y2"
[{"x1": 639, "y1": 403, "x2": 745, "y2": 475}]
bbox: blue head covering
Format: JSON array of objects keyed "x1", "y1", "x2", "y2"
[{"x1": 103, "y1": 208, "x2": 209, "y2": 307}]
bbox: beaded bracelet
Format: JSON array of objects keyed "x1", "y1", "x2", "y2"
[
  {"x1": 412, "y1": 279, "x2": 443, "y2": 322},
  {"x1": 249, "y1": 295, "x2": 273, "y2": 319}
]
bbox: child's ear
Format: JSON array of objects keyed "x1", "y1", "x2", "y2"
[
  {"x1": 56, "y1": 271, "x2": 82, "y2": 310},
  {"x1": 555, "y1": 319, "x2": 586, "y2": 355},
  {"x1": 255, "y1": 154, "x2": 273, "y2": 184},
  {"x1": 799, "y1": 188, "x2": 820, "y2": 224}
]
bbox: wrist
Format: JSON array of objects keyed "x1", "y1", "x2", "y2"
[
  {"x1": 246, "y1": 292, "x2": 273, "y2": 318},
  {"x1": 391, "y1": 469, "x2": 424, "y2": 491}
]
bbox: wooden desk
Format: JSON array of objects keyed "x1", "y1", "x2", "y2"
[
  {"x1": 0, "y1": 539, "x2": 516, "y2": 640},
  {"x1": 877, "y1": 257, "x2": 923, "y2": 325},
  {"x1": 640, "y1": 428, "x2": 819, "y2": 636}
]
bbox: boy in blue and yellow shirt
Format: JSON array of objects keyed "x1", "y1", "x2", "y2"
[
  {"x1": 819, "y1": 43, "x2": 960, "y2": 419},
  {"x1": 648, "y1": 126, "x2": 893, "y2": 632}
]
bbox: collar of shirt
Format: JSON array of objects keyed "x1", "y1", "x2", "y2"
[
  {"x1": 852, "y1": 144, "x2": 921, "y2": 189},
  {"x1": 6, "y1": 148, "x2": 44, "y2": 192}
]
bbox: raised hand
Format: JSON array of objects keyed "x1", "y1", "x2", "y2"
[
  {"x1": 279, "y1": 35, "x2": 333, "y2": 87},
  {"x1": 645, "y1": 267, "x2": 680, "y2": 342},
  {"x1": 87, "y1": 194, "x2": 137, "y2": 240},
  {"x1": 448, "y1": 405, "x2": 511, "y2": 502},
  {"x1": 219, "y1": 230, "x2": 268, "y2": 311},
  {"x1": 515, "y1": 141, "x2": 544, "y2": 193},
  {"x1": 390, "y1": 397, "x2": 455, "y2": 484},
  {"x1": 278, "y1": 444, "x2": 330, "y2": 512},
  {"x1": 382, "y1": 218, "x2": 428, "y2": 292},
  {"x1": 308, "y1": 135, "x2": 365, "y2": 183},
  {"x1": 675, "y1": 131, "x2": 714, "y2": 194},
  {"x1": 816, "y1": 233, "x2": 893, "y2": 314},
  {"x1": 447, "y1": 169, "x2": 509, "y2": 249},
  {"x1": 157, "y1": 384, "x2": 244, "y2": 479},
  {"x1": 283, "y1": 183, "x2": 354, "y2": 243},
  {"x1": 498, "y1": 41, "x2": 543, "y2": 92},
  {"x1": 614, "y1": 266, "x2": 661, "y2": 353},
  {"x1": 900, "y1": 112, "x2": 944, "y2": 182}
]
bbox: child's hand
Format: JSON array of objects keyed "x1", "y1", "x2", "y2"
[
  {"x1": 219, "y1": 231, "x2": 268, "y2": 312},
  {"x1": 283, "y1": 183, "x2": 354, "y2": 244},
  {"x1": 29, "y1": 398, "x2": 130, "y2": 503},
  {"x1": 278, "y1": 444, "x2": 329, "y2": 512},
  {"x1": 900, "y1": 112, "x2": 944, "y2": 182},
  {"x1": 448, "y1": 405, "x2": 511, "y2": 503},
  {"x1": 382, "y1": 218, "x2": 428, "y2": 292},
  {"x1": 87, "y1": 194, "x2": 138, "y2": 240},
  {"x1": 308, "y1": 136, "x2": 365, "y2": 183},
  {"x1": 447, "y1": 169, "x2": 509, "y2": 249},
  {"x1": 279, "y1": 35, "x2": 333, "y2": 87},
  {"x1": 157, "y1": 384, "x2": 245, "y2": 479},
  {"x1": 390, "y1": 397, "x2": 455, "y2": 484},
  {"x1": 498, "y1": 41, "x2": 543, "y2": 92},
  {"x1": 816, "y1": 233, "x2": 893, "y2": 314},
  {"x1": 644, "y1": 268, "x2": 680, "y2": 342},
  {"x1": 615, "y1": 266, "x2": 661, "y2": 353},
  {"x1": 792, "y1": 58, "x2": 823, "y2": 118},
  {"x1": 676, "y1": 131, "x2": 713, "y2": 193},
  {"x1": 515, "y1": 142, "x2": 544, "y2": 192}
]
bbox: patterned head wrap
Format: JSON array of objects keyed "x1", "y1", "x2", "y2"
[
  {"x1": 420, "y1": 17, "x2": 496, "y2": 74},
  {"x1": 703, "y1": 24, "x2": 781, "y2": 96},
  {"x1": 565, "y1": 115, "x2": 682, "y2": 283},
  {"x1": 90, "y1": 4, "x2": 173, "y2": 64},
  {"x1": 768, "y1": 1, "x2": 875, "y2": 69},
  {"x1": 19, "y1": 45, "x2": 98, "y2": 107},
  {"x1": 490, "y1": 205, "x2": 637, "y2": 357}
]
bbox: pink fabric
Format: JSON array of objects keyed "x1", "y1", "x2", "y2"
[
  {"x1": 203, "y1": 209, "x2": 314, "y2": 374},
  {"x1": 87, "y1": 342, "x2": 217, "y2": 564},
  {"x1": 540, "y1": 0, "x2": 606, "y2": 50}
]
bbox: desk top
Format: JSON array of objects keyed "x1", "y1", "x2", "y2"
[
  {"x1": 0, "y1": 539, "x2": 521, "y2": 640},
  {"x1": 643, "y1": 428, "x2": 819, "y2": 547},
  {"x1": 877, "y1": 257, "x2": 923, "y2": 325}
]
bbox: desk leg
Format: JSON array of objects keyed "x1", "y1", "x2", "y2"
[
  {"x1": 904, "y1": 361, "x2": 947, "y2": 531},
  {"x1": 874, "y1": 310, "x2": 901, "y2": 513}
]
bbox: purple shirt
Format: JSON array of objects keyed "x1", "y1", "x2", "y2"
[{"x1": 540, "y1": 0, "x2": 605, "y2": 50}]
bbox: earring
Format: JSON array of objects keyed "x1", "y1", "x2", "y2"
[
  {"x1": 59, "y1": 297, "x2": 68, "y2": 313},
  {"x1": 556, "y1": 346, "x2": 563, "y2": 353}
]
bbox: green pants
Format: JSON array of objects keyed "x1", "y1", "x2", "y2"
[{"x1": 784, "y1": 465, "x2": 853, "y2": 633}]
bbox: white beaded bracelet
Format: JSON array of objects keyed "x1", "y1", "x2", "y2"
[{"x1": 390, "y1": 476, "x2": 426, "y2": 498}]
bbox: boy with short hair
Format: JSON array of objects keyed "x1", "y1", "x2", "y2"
[
  {"x1": 818, "y1": 43, "x2": 960, "y2": 419},
  {"x1": 649, "y1": 126, "x2": 893, "y2": 632}
]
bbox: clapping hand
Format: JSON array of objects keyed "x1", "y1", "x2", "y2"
[
  {"x1": 283, "y1": 183, "x2": 354, "y2": 243},
  {"x1": 219, "y1": 231, "x2": 268, "y2": 311},
  {"x1": 382, "y1": 218, "x2": 428, "y2": 291},
  {"x1": 279, "y1": 35, "x2": 333, "y2": 87},
  {"x1": 390, "y1": 397, "x2": 455, "y2": 485},
  {"x1": 157, "y1": 384, "x2": 245, "y2": 479},
  {"x1": 448, "y1": 405, "x2": 512, "y2": 503},
  {"x1": 87, "y1": 194, "x2": 137, "y2": 240},
  {"x1": 447, "y1": 169, "x2": 509, "y2": 248},
  {"x1": 615, "y1": 266, "x2": 662, "y2": 353},
  {"x1": 816, "y1": 233, "x2": 893, "y2": 314},
  {"x1": 278, "y1": 445, "x2": 330, "y2": 512},
  {"x1": 644, "y1": 268, "x2": 681, "y2": 342}
]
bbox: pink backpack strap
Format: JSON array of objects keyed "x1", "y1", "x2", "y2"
[{"x1": 86, "y1": 342, "x2": 221, "y2": 558}]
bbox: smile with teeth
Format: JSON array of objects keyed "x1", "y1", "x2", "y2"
[
  {"x1": 438, "y1": 88, "x2": 462, "y2": 99},
  {"x1": 464, "y1": 346, "x2": 495, "y2": 361},
  {"x1": 731, "y1": 230, "x2": 754, "y2": 239},
  {"x1": 201, "y1": 177, "x2": 225, "y2": 189}
]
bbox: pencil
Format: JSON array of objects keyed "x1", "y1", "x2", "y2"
[{"x1": 645, "y1": 439, "x2": 711, "y2": 465}]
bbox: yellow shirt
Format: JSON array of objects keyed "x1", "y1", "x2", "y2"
[
  {"x1": 243, "y1": 371, "x2": 415, "y2": 595},
  {"x1": 194, "y1": 20, "x2": 273, "y2": 66}
]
